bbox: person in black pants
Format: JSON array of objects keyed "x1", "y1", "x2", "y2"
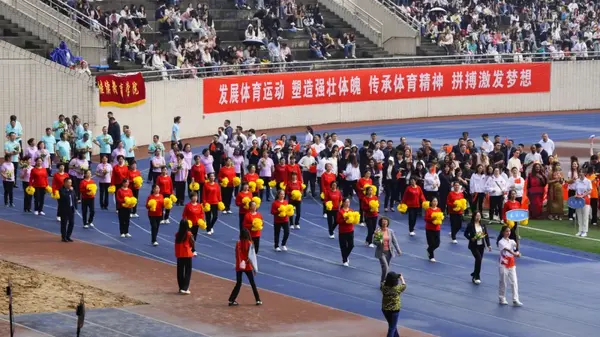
[
  {"x1": 58, "y1": 178, "x2": 76, "y2": 242},
  {"x1": 1, "y1": 158, "x2": 15, "y2": 207},
  {"x1": 21, "y1": 164, "x2": 32, "y2": 212},
  {"x1": 425, "y1": 198, "x2": 441, "y2": 262},
  {"x1": 272, "y1": 190, "x2": 290, "y2": 250},
  {"x1": 338, "y1": 198, "x2": 355, "y2": 266},
  {"x1": 174, "y1": 219, "x2": 195, "y2": 294},
  {"x1": 382, "y1": 157, "x2": 399, "y2": 212},
  {"x1": 229, "y1": 229, "x2": 261, "y2": 306},
  {"x1": 464, "y1": 211, "x2": 491, "y2": 284},
  {"x1": 80, "y1": 170, "x2": 95, "y2": 228},
  {"x1": 326, "y1": 181, "x2": 342, "y2": 238},
  {"x1": 147, "y1": 184, "x2": 163, "y2": 246}
]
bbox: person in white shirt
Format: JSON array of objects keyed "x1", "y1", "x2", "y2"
[
  {"x1": 497, "y1": 225, "x2": 522, "y2": 306},
  {"x1": 331, "y1": 133, "x2": 344, "y2": 149},
  {"x1": 485, "y1": 167, "x2": 507, "y2": 222},
  {"x1": 311, "y1": 135, "x2": 326, "y2": 156},
  {"x1": 304, "y1": 126, "x2": 314, "y2": 146},
  {"x1": 507, "y1": 150, "x2": 522, "y2": 173},
  {"x1": 343, "y1": 156, "x2": 361, "y2": 199},
  {"x1": 479, "y1": 133, "x2": 494, "y2": 153},
  {"x1": 423, "y1": 165, "x2": 440, "y2": 201},
  {"x1": 570, "y1": 172, "x2": 592, "y2": 237},
  {"x1": 217, "y1": 128, "x2": 228, "y2": 146},
  {"x1": 298, "y1": 149, "x2": 317, "y2": 197},
  {"x1": 539, "y1": 133, "x2": 555, "y2": 155},
  {"x1": 523, "y1": 145, "x2": 542, "y2": 175},
  {"x1": 507, "y1": 167, "x2": 525, "y2": 202},
  {"x1": 469, "y1": 164, "x2": 487, "y2": 214}
]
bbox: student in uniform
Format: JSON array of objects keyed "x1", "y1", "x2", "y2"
[
  {"x1": 228, "y1": 228, "x2": 262, "y2": 306},
  {"x1": 175, "y1": 219, "x2": 195, "y2": 295},
  {"x1": 424, "y1": 198, "x2": 442, "y2": 262},
  {"x1": 182, "y1": 191, "x2": 205, "y2": 256},
  {"x1": 243, "y1": 201, "x2": 263, "y2": 254},
  {"x1": 271, "y1": 189, "x2": 290, "y2": 251},
  {"x1": 146, "y1": 184, "x2": 165, "y2": 246},
  {"x1": 497, "y1": 225, "x2": 522, "y2": 306}
]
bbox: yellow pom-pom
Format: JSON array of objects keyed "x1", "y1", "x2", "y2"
[
  {"x1": 51, "y1": 190, "x2": 60, "y2": 199},
  {"x1": 348, "y1": 211, "x2": 361, "y2": 224},
  {"x1": 521, "y1": 219, "x2": 528, "y2": 226},
  {"x1": 133, "y1": 176, "x2": 143, "y2": 189},
  {"x1": 169, "y1": 194, "x2": 177, "y2": 203},
  {"x1": 197, "y1": 219, "x2": 207, "y2": 230},
  {"x1": 363, "y1": 184, "x2": 371, "y2": 194},
  {"x1": 128, "y1": 197, "x2": 138, "y2": 207},
  {"x1": 45, "y1": 186, "x2": 52, "y2": 194},
  {"x1": 320, "y1": 192, "x2": 325, "y2": 200},
  {"x1": 256, "y1": 178, "x2": 265, "y2": 190},
  {"x1": 248, "y1": 181, "x2": 257, "y2": 193},
  {"x1": 86, "y1": 184, "x2": 97, "y2": 196},
  {"x1": 108, "y1": 185, "x2": 116, "y2": 194},
  {"x1": 188, "y1": 220, "x2": 193, "y2": 228},
  {"x1": 422, "y1": 201, "x2": 430, "y2": 210},
  {"x1": 301, "y1": 183, "x2": 307, "y2": 190},
  {"x1": 220, "y1": 177, "x2": 229, "y2": 187},
  {"x1": 291, "y1": 190, "x2": 302, "y2": 201},
  {"x1": 279, "y1": 182, "x2": 286, "y2": 190},
  {"x1": 371, "y1": 186, "x2": 377, "y2": 195},
  {"x1": 242, "y1": 197, "x2": 251, "y2": 209},
  {"x1": 268, "y1": 180, "x2": 276, "y2": 188},
  {"x1": 507, "y1": 220, "x2": 515, "y2": 229},
  {"x1": 203, "y1": 203, "x2": 211, "y2": 212},
  {"x1": 25, "y1": 186, "x2": 35, "y2": 196},
  {"x1": 431, "y1": 211, "x2": 444, "y2": 224},
  {"x1": 232, "y1": 176, "x2": 241, "y2": 187},
  {"x1": 217, "y1": 201, "x2": 225, "y2": 211},
  {"x1": 369, "y1": 200, "x2": 380, "y2": 212},
  {"x1": 433, "y1": 219, "x2": 442, "y2": 225},
  {"x1": 397, "y1": 203, "x2": 408, "y2": 214},
  {"x1": 285, "y1": 204, "x2": 295, "y2": 217},
  {"x1": 252, "y1": 196, "x2": 261, "y2": 209},
  {"x1": 147, "y1": 199, "x2": 157, "y2": 212},
  {"x1": 325, "y1": 201, "x2": 333, "y2": 211},
  {"x1": 251, "y1": 218, "x2": 263, "y2": 231},
  {"x1": 189, "y1": 182, "x2": 200, "y2": 191},
  {"x1": 163, "y1": 198, "x2": 173, "y2": 210}
]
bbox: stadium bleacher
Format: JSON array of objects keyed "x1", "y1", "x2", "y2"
[{"x1": 0, "y1": 14, "x2": 55, "y2": 58}]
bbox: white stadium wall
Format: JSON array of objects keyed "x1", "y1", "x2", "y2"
[{"x1": 98, "y1": 61, "x2": 599, "y2": 148}]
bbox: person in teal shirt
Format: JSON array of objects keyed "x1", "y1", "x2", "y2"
[
  {"x1": 4, "y1": 132, "x2": 20, "y2": 180},
  {"x1": 6, "y1": 116, "x2": 23, "y2": 156},
  {"x1": 172, "y1": 116, "x2": 182, "y2": 149},
  {"x1": 52, "y1": 115, "x2": 67, "y2": 141},
  {"x1": 121, "y1": 126, "x2": 136, "y2": 164},
  {"x1": 41, "y1": 127, "x2": 57, "y2": 164},
  {"x1": 147, "y1": 135, "x2": 165, "y2": 182},
  {"x1": 56, "y1": 134, "x2": 72, "y2": 164},
  {"x1": 74, "y1": 117, "x2": 85, "y2": 140},
  {"x1": 76, "y1": 133, "x2": 93, "y2": 163},
  {"x1": 93, "y1": 126, "x2": 113, "y2": 159},
  {"x1": 83, "y1": 122, "x2": 93, "y2": 140}
]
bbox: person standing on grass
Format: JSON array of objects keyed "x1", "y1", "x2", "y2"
[
  {"x1": 78, "y1": 170, "x2": 95, "y2": 229},
  {"x1": 183, "y1": 191, "x2": 204, "y2": 257},
  {"x1": 58, "y1": 178, "x2": 76, "y2": 242},
  {"x1": 570, "y1": 172, "x2": 592, "y2": 237},
  {"x1": 381, "y1": 271, "x2": 406, "y2": 337},
  {"x1": 446, "y1": 181, "x2": 464, "y2": 244},
  {"x1": 116, "y1": 179, "x2": 134, "y2": 238},
  {"x1": 464, "y1": 211, "x2": 491, "y2": 285},
  {"x1": 228, "y1": 228, "x2": 262, "y2": 307},
  {"x1": 175, "y1": 219, "x2": 194, "y2": 295},
  {"x1": 146, "y1": 184, "x2": 164, "y2": 246},
  {"x1": 497, "y1": 225, "x2": 522, "y2": 306},
  {"x1": 271, "y1": 189, "x2": 290, "y2": 251},
  {"x1": 424, "y1": 198, "x2": 441, "y2": 262},
  {"x1": 374, "y1": 217, "x2": 402, "y2": 286}
]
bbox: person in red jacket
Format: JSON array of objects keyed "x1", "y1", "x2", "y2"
[
  {"x1": 243, "y1": 201, "x2": 263, "y2": 253},
  {"x1": 218, "y1": 158, "x2": 236, "y2": 213},
  {"x1": 146, "y1": 184, "x2": 164, "y2": 246},
  {"x1": 446, "y1": 181, "x2": 465, "y2": 243},
  {"x1": 111, "y1": 155, "x2": 129, "y2": 190},
  {"x1": 285, "y1": 172, "x2": 303, "y2": 229},
  {"x1": 271, "y1": 189, "x2": 290, "y2": 251},
  {"x1": 78, "y1": 170, "x2": 95, "y2": 229},
  {"x1": 273, "y1": 157, "x2": 287, "y2": 191},
  {"x1": 243, "y1": 164, "x2": 259, "y2": 197},
  {"x1": 402, "y1": 177, "x2": 426, "y2": 236},
  {"x1": 228, "y1": 228, "x2": 261, "y2": 306},
  {"x1": 286, "y1": 156, "x2": 303, "y2": 185},
  {"x1": 503, "y1": 189, "x2": 522, "y2": 250},
  {"x1": 356, "y1": 170, "x2": 373, "y2": 225},
  {"x1": 52, "y1": 163, "x2": 69, "y2": 221},
  {"x1": 175, "y1": 219, "x2": 195, "y2": 294},
  {"x1": 424, "y1": 198, "x2": 442, "y2": 262},
  {"x1": 202, "y1": 172, "x2": 222, "y2": 235},
  {"x1": 116, "y1": 179, "x2": 134, "y2": 237},
  {"x1": 129, "y1": 161, "x2": 142, "y2": 218},
  {"x1": 29, "y1": 157, "x2": 49, "y2": 216},
  {"x1": 235, "y1": 182, "x2": 253, "y2": 230},
  {"x1": 361, "y1": 186, "x2": 379, "y2": 247},
  {"x1": 320, "y1": 163, "x2": 337, "y2": 217},
  {"x1": 336, "y1": 198, "x2": 355, "y2": 266},
  {"x1": 183, "y1": 191, "x2": 205, "y2": 256},
  {"x1": 190, "y1": 155, "x2": 206, "y2": 202},
  {"x1": 156, "y1": 166, "x2": 173, "y2": 224},
  {"x1": 324, "y1": 181, "x2": 343, "y2": 239}
]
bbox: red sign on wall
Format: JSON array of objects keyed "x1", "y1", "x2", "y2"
[
  {"x1": 96, "y1": 73, "x2": 146, "y2": 108},
  {"x1": 203, "y1": 63, "x2": 551, "y2": 114}
]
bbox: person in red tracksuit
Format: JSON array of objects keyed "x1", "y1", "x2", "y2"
[
  {"x1": 29, "y1": 157, "x2": 49, "y2": 215},
  {"x1": 244, "y1": 165, "x2": 259, "y2": 197},
  {"x1": 271, "y1": 189, "x2": 290, "y2": 251},
  {"x1": 202, "y1": 172, "x2": 222, "y2": 235},
  {"x1": 361, "y1": 186, "x2": 379, "y2": 247},
  {"x1": 52, "y1": 163, "x2": 69, "y2": 221},
  {"x1": 325, "y1": 180, "x2": 342, "y2": 239},
  {"x1": 336, "y1": 198, "x2": 355, "y2": 266},
  {"x1": 156, "y1": 166, "x2": 173, "y2": 224},
  {"x1": 243, "y1": 201, "x2": 263, "y2": 253},
  {"x1": 116, "y1": 179, "x2": 134, "y2": 237},
  {"x1": 228, "y1": 228, "x2": 261, "y2": 306},
  {"x1": 320, "y1": 163, "x2": 337, "y2": 217},
  {"x1": 111, "y1": 155, "x2": 129, "y2": 190},
  {"x1": 274, "y1": 157, "x2": 287, "y2": 191},
  {"x1": 218, "y1": 158, "x2": 236, "y2": 213},
  {"x1": 235, "y1": 182, "x2": 253, "y2": 230},
  {"x1": 129, "y1": 161, "x2": 142, "y2": 218},
  {"x1": 285, "y1": 172, "x2": 303, "y2": 229},
  {"x1": 425, "y1": 198, "x2": 442, "y2": 262},
  {"x1": 146, "y1": 184, "x2": 164, "y2": 245},
  {"x1": 78, "y1": 170, "x2": 95, "y2": 229},
  {"x1": 356, "y1": 170, "x2": 373, "y2": 225},
  {"x1": 190, "y1": 155, "x2": 206, "y2": 202},
  {"x1": 402, "y1": 177, "x2": 426, "y2": 236},
  {"x1": 286, "y1": 156, "x2": 303, "y2": 186},
  {"x1": 502, "y1": 189, "x2": 522, "y2": 250},
  {"x1": 183, "y1": 191, "x2": 205, "y2": 256},
  {"x1": 446, "y1": 181, "x2": 465, "y2": 243}
]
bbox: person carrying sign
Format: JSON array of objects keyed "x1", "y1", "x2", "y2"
[{"x1": 497, "y1": 225, "x2": 522, "y2": 306}]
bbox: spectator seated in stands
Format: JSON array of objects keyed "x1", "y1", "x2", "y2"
[
  {"x1": 308, "y1": 32, "x2": 328, "y2": 60},
  {"x1": 235, "y1": 0, "x2": 252, "y2": 10},
  {"x1": 337, "y1": 32, "x2": 356, "y2": 59},
  {"x1": 50, "y1": 41, "x2": 83, "y2": 67}
]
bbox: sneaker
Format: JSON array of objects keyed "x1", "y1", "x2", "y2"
[
  {"x1": 210, "y1": 229, "x2": 214, "y2": 234},
  {"x1": 499, "y1": 298, "x2": 508, "y2": 305},
  {"x1": 193, "y1": 251, "x2": 198, "y2": 256},
  {"x1": 409, "y1": 232, "x2": 416, "y2": 236},
  {"x1": 120, "y1": 234, "x2": 126, "y2": 238},
  {"x1": 125, "y1": 233, "x2": 132, "y2": 238},
  {"x1": 83, "y1": 225, "x2": 89, "y2": 229},
  {"x1": 56, "y1": 216, "x2": 61, "y2": 221},
  {"x1": 452, "y1": 239, "x2": 458, "y2": 244},
  {"x1": 342, "y1": 262, "x2": 349, "y2": 267},
  {"x1": 323, "y1": 214, "x2": 327, "y2": 218},
  {"x1": 153, "y1": 242, "x2": 159, "y2": 246},
  {"x1": 513, "y1": 300, "x2": 523, "y2": 307},
  {"x1": 130, "y1": 213, "x2": 133, "y2": 218},
  {"x1": 295, "y1": 225, "x2": 300, "y2": 229},
  {"x1": 390, "y1": 208, "x2": 395, "y2": 212},
  {"x1": 474, "y1": 279, "x2": 481, "y2": 285},
  {"x1": 227, "y1": 210, "x2": 233, "y2": 214},
  {"x1": 581, "y1": 232, "x2": 588, "y2": 237},
  {"x1": 384, "y1": 208, "x2": 389, "y2": 212},
  {"x1": 329, "y1": 234, "x2": 335, "y2": 239},
  {"x1": 576, "y1": 231, "x2": 583, "y2": 236},
  {"x1": 222, "y1": 211, "x2": 228, "y2": 215},
  {"x1": 368, "y1": 243, "x2": 376, "y2": 248},
  {"x1": 256, "y1": 300, "x2": 262, "y2": 305},
  {"x1": 34, "y1": 211, "x2": 39, "y2": 215},
  {"x1": 179, "y1": 290, "x2": 185, "y2": 294},
  {"x1": 207, "y1": 231, "x2": 213, "y2": 236},
  {"x1": 160, "y1": 220, "x2": 165, "y2": 224},
  {"x1": 132, "y1": 213, "x2": 139, "y2": 218},
  {"x1": 281, "y1": 246, "x2": 287, "y2": 251},
  {"x1": 183, "y1": 290, "x2": 191, "y2": 295},
  {"x1": 228, "y1": 301, "x2": 239, "y2": 306},
  {"x1": 429, "y1": 258, "x2": 436, "y2": 262},
  {"x1": 358, "y1": 222, "x2": 365, "y2": 227},
  {"x1": 275, "y1": 247, "x2": 282, "y2": 252},
  {"x1": 89, "y1": 223, "x2": 95, "y2": 227},
  {"x1": 569, "y1": 217, "x2": 574, "y2": 221},
  {"x1": 165, "y1": 219, "x2": 171, "y2": 224},
  {"x1": 39, "y1": 211, "x2": 45, "y2": 216}
]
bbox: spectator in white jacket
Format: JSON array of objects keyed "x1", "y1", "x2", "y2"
[
  {"x1": 469, "y1": 164, "x2": 487, "y2": 214},
  {"x1": 298, "y1": 149, "x2": 317, "y2": 197},
  {"x1": 486, "y1": 167, "x2": 508, "y2": 222},
  {"x1": 423, "y1": 166, "x2": 440, "y2": 201},
  {"x1": 507, "y1": 150, "x2": 522, "y2": 173},
  {"x1": 507, "y1": 167, "x2": 525, "y2": 203}
]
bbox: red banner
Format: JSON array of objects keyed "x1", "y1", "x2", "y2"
[
  {"x1": 96, "y1": 73, "x2": 146, "y2": 108},
  {"x1": 203, "y1": 63, "x2": 551, "y2": 114}
]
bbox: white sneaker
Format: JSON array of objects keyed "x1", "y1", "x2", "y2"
[
  {"x1": 409, "y1": 231, "x2": 416, "y2": 236},
  {"x1": 130, "y1": 213, "x2": 133, "y2": 218},
  {"x1": 368, "y1": 243, "x2": 376, "y2": 248},
  {"x1": 165, "y1": 219, "x2": 171, "y2": 224},
  {"x1": 576, "y1": 231, "x2": 583, "y2": 236},
  {"x1": 513, "y1": 300, "x2": 523, "y2": 307},
  {"x1": 275, "y1": 247, "x2": 282, "y2": 252},
  {"x1": 581, "y1": 232, "x2": 588, "y2": 237},
  {"x1": 83, "y1": 225, "x2": 89, "y2": 229},
  {"x1": 222, "y1": 211, "x2": 228, "y2": 215},
  {"x1": 295, "y1": 225, "x2": 300, "y2": 229},
  {"x1": 499, "y1": 298, "x2": 508, "y2": 305},
  {"x1": 120, "y1": 234, "x2": 126, "y2": 238},
  {"x1": 281, "y1": 246, "x2": 287, "y2": 251},
  {"x1": 323, "y1": 214, "x2": 327, "y2": 218},
  {"x1": 89, "y1": 223, "x2": 94, "y2": 227},
  {"x1": 358, "y1": 222, "x2": 365, "y2": 227},
  {"x1": 183, "y1": 290, "x2": 191, "y2": 295},
  {"x1": 207, "y1": 231, "x2": 213, "y2": 236},
  {"x1": 56, "y1": 216, "x2": 61, "y2": 221},
  {"x1": 153, "y1": 242, "x2": 159, "y2": 246},
  {"x1": 329, "y1": 234, "x2": 335, "y2": 239},
  {"x1": 133, "y1": 213, "x2": 139, "y2": 218},
  {"x1": 160, "y1": 220, "x2": 165, "y2": 224},
  {"x1": 429, "y1": 258, "x2": 436, "y2": 262},
  {"x1": 227, "y1": 210, "x2": 233, "y2": 214},
  {"x1": 39, "y1": 211, "x2": 45, "y2": 216},
  {"x1": 452, "y1": 239, "x2": 458, "y2": 244},
  {"x1": 569, "y1": 217, "x2": 574, "y2": 221},
  {"x1": 125, "y1": 233, "x2": 132, "y2": 238},
  {"x1": 210, "y1": 229, "x2": 214, "y2": 234},
  {"x1": 342, "y1": 262, "x2": 349, "y2": 267},
  {"x1": 193, "y1": 251, "x2": 198, "y2": 256},
  {"x1": 474, "y1": 279, "x2": 481, "y2": 285}
]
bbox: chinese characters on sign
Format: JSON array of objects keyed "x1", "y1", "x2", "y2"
[
  {"x1": 96, "y1": 73, "x2": 146, "y2": 108},
  {"x1": 203, "y1": 63, "x2": 551, "y2": 114}
]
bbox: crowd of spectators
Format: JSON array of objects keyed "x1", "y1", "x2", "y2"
[{"x1": 394, "y1": 0, "x2": 599, "y2": 60}]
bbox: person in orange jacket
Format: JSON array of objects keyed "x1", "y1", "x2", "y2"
[
  {"x1": 446, "y1": 181, "x2": 465, "y2": 243},
  {"x1": 243, "y1": 201, "x2": 263, "y2": 254},
  {"x1": 361, "y1": 186, "x2": 379, "y2": 247},
  {"x1": 218, "y1": 158, "x2": 236, "y2": 213},
  {"x1": 271, "y1": 189, "x2": 290, "y2": 251},
  {"x1": 424, "y1": 198, "x2": 442, "y2": 262},
  {"x1": 183, "y1": 191, "x2": 205, "y2": 256},
  {"x1": 174, "y1": 219, "x2": 195, "y2": 295},
  {"x1": 228, "y1": 228, "x2": 261, "y2": 306},
  {"x1": 502, "y1": 189, "x2": 522, "y2": 250},
  {"x1": 202, "y1": 172, "x2": 222, "y2": 235},
  {"x1": 235, "y1": 182, "x2": 253, "y2": 230},
  {"x1": 336, "y1": 198, "x2": 355, "y2": 266},
  {"x1": 401, "y1": 177, "x2": 426, "y2": 236},
  {"x1": 78, "y1": 169, "x2": 96, "y2": 229},
  {"x1": 356, "y1": 170, "x2": 373, "y2": 225}
]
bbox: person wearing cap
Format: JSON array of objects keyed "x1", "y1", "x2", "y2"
[
  {"x1": 380, "y1": 271, "x2": 406, "y2": 337},
  {"x1": 480, "y1": 134, "x2": 494, "y2": 154}
]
